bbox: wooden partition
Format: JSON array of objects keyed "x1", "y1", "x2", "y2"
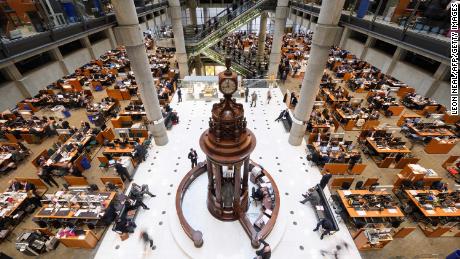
[
  {"x1": 73, "y1": 153, "x2": 91, "y2": 173},
  {"x1": 14, "y1": 177, "x2": 48, "y2": 196},
  {"x1": 395, "y1": 158, "x2": 420, "y2": 169},
  {"x1": 102, "y1": 128, "x2": 115, "y2": 141},
  {"x1": 330, "y1": 177, "x2": 354, "y2": 189},
  {"x1": 111, "y1": 116, "x2": 133, "y2": 129},
  {"x1": 393, "y1": 227, "x2": 416, "y2": 238},
  {"x1": 100, "y1": 177, "x2": 125, "y2": 191},
  {"x1": 350, "y1": 164, "x2": 366, "y2": 175},
  {"x1": 322, "y1": 164, "x2": 349, "y2": 175},
  {"x1": 63, "y1": 176, "x2": 89, "y2": 186},
  {"x1": 387, "y1": 106, "x2": 404, "y2": 116},
  {"x1": 424, "y1": 139, "x2": 458, "y2": 154},
  {"x1": 363, "y1": 177, "x2": 379, "y2": 188},
  {"x1": 17, "y1": 102, "x2": 39, "y2": 112},
  {"x1": 397, "y1": 86, "x2": 415, "y2": 97},
  {"x1": 443, "y1": 113, "x2": 460, "y2": 124},
  {"x1": 362, "y1": 120, "x2": 380, "y2": 130},
  {"x1": 32, "y1": 150, "x2": 49, "y2": 167}
]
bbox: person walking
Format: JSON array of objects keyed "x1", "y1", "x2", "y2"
[
  {"x1": 188, "y1": 148, "x2": 198, "y2": 168},
  {"x1": 114, "y1": 161, "x2": 132, "y2": 182},
  {"x1": 266, "y1": 89, "x2": 272, "y2": 104},
  {"x1": 177, "y1": 87, "x2": 182, "y2": 102},
  {"x1": 140, "y1": 230, "x2": 155, "y2": 251},
  {"x1": 38, "y1": 166, "x2": 59, "y2": 188},
  {"x1": 245, "y1": 87, "x2": 249, "y2": 103},
  {"x1": 134, "y1": 142, "x2": 147, "y2": 162},
  {"x1": 250, "y1": 91, "x2": 258, "y2": 107}
]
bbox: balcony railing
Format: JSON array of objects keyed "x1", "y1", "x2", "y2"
[
  {"x1": 0, "y1": 1, "x2": 168, "y2": 63},
  {"x1": 290, "y1": 1, "x2": 450, "y2": 61}
]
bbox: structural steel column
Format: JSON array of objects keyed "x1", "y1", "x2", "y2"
[
  {"x1": 49, "y1": 48, "x2": 70, "y2": 75},
  {"x1": 112, "y1": 0, "x2": 168, "y2": 146},
  {"x1": 426, "y1": 63, "x2": 450, "y2": 97},
  {"x1": 268, "y1": 1, "x2": 289, "y2": 77},
  {"x1": 257, "y1": 12, "x2": 268, "y2": 65},
  {"x1": 188, "y1": 0, "x2": 198, "y2": 26},
  {"x1": 194, "y1": 55, "x2": 203, "y2": 75},
  {"x1": 105, "y1": 27, "x2": 117, "y2": 49},
  {"x1": 382, "y1": 46, "x2": 406, "y2": 75},
  {"x1": 3, "y1": 63, "x2": 31, "y2": 98},
  {"x1": 169, "y1": 0, "x2": 189, "y2": 78},
  {"x1": 338, "y1": 27, "x2": 351, "y2": 49},
  {"x1": 288, "y1": 0, "x2": 346, "y2": 146},
  {"x1": 203, "y1": 7, "x2": 209, "y2": 22},
  {"x1": 360, "y1": 36, "x2": 376, "y2": 60},
  {"x1": 80, "y1": 36, "x2": 96, "y2": 60}
]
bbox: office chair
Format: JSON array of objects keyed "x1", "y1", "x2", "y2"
[
  {"x1": 354, "y1": 181, "x2": 364, "y2": 190},
  {"x1": 369, "y1": 183, "x2": 379, "y2": 192},
  {"x1": 340, "y1": 182, "x2": 351, "y2": 190}
]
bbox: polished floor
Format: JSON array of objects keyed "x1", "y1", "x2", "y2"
[{"x1": 94, "y1": 88, "x2": 362, "y2": 259}]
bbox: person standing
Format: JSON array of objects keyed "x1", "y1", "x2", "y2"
[
  {"x1": 140, "y1": 230, "x2": 155, "y2": 251},
  {"x1": 38, "y1": 166, "x2": 59, "y2": 188},
  {"x1": 114, "y1": 161, "x2": 132, "y2": 182},
  {"x1": 177, "y1": 87, "x2": 182, "y2": 102},
  {"x1": 319, "y1": 173, "x2": 332, "y2": 189},
  {"x1": 245, "y1": 87, "x2": 249, "y2": 103},
  {"x1": 134, "y1": 142, "x2": 147, "y2": 162},
  {"x1": 188, "y1": 148, "x2": 198, "y2": 168},
  {"x1": 250, "y1": 91, "x2": 258, "y2": 107},
  {"x1": 266, "y1": 89, "x2": 272, "y2": 104}
]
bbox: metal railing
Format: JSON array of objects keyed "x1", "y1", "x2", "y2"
[
  {"x1": 0, "y1": 1, "x2": 168, "y2": 63},
  {"x1": 184, "y1": 0, "x2": 274, "y2": 56},
  {"x1": 290, "y1": 1, "x2": 450, "y2": 61}
]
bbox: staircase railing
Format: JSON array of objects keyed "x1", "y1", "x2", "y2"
[
  {"x1": 202, "y1": 48, "x2": 253, "y2": 77},
  {"x1": 185, "y1": 0, "x2": 270, "y2": 55}
]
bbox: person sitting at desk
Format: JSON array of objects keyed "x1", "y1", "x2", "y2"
[{"x1": 8, "y1": 179, "x2": 23, "y2": 192}]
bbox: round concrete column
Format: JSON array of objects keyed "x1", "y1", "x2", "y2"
[
  {"x1": 112, "y1": 0, "x2": 168, "y2": 146},
  {"x1": 288, "y1": 0, "x2": 345, "y2": 146},
  {"x1": 267, "y1": 6, "x2": 288, "y2": 77},
  {"x1": 257, "y1": 12, "x2": 268, "y2": 65},
  {"x1": 169, "y1": 0, "x2": 189, "y2": 78}
]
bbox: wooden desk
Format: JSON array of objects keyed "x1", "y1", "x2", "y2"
[
  {"x1": 57, "y1": 230, "x2": 99, "y2": 249},
  {"x1": 424, "y1": 138, "x2": 458, "y2": 154},
  {"x1": 366, "y1": 138, "x2": 411, "y2": 154},
  {"x1": 397, "y1": 113, "x2": 422, "y2": 127},
  {"x1": 337, "y1": 190, "x2": 404, "y2": 218},
  {"x1": 322, "y1": 89, "x2": 350, "y2": 103},
  {"x1": 34, "y1": 191, "x2": 116, "y2": 220},
  {"x1": 0, "y1": 192, "x2": 28, "y2": 218},
  {"x1": 408, "y1": 125, "x2": 454, "y2": 138},
  {"x1": 405, "y1": 190, "x2": 460, "y2": 217}
]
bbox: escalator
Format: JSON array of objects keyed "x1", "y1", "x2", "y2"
[
  {"x1": 184, "y1": 0, "x2": 274, "y2": 56},
  {"x1": 202, "y1": 47, "x2": 254, "y2": 77}
]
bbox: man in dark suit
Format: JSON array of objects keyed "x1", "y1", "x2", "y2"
[
  {"x1": 115, "y1": 162, "x2": 132, "y2": 182},
  {"x1": 188, "y1": 148, "x2": 198, "y2": 168}
]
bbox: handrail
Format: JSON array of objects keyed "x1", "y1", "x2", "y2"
[
  {"x1": 175, "y1": 162, "x2": 206, "y2": 248},
  {"x1": 289, "y1": 1, "x2": 450, "y2": 61},
  {"x1": 0, "y1": 1, "x2": 168, "y2": 64},
  {"x1": 185, "y1": 0, "x2": 266, "y2": 44},
  {"x1": 202, "y1": 48, "x2": 253, "y2": 76}
]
